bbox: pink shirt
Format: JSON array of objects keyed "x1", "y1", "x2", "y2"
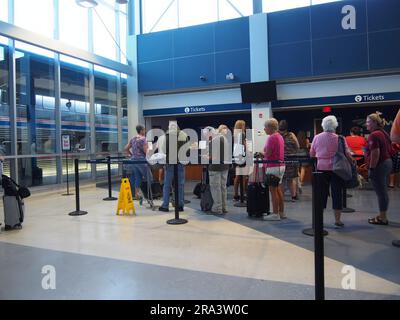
[
  {"x1": 264, "y1": 132, "x2": 285, "y2": 168},
  {"x1": 310, "y1": 132, "x2": 349, "y2": 171}
]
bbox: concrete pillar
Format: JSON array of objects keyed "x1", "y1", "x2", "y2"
[{"x1": 249, "y1": 13, "x2": 271, "y2": 153}]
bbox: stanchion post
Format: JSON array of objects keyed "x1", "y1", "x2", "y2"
[
  {"x1": 313, "y1": 172, "x2": 325, "y2": 300},
  {"x1": 103, "y1": 156, "x2": 118, "y2": 201},
  {"x1": 69, "y1": 158, "x2": 88, "y2": 216},
  {"x1": 302, "y1": 171, "x2": 328, "y2": 237},
  {"x1": 167, "y1": 163, "x2": 188, "y2": 225}
]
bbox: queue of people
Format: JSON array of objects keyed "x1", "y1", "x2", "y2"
[{"x1": 123, "y1": 110, "x2": 399, "y2": 230}]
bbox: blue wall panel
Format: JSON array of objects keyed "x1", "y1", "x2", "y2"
[
  {"x1": 311, "y1": 0, "x2": 366, "y2": 39},
  {"x1": 138, "y1": 60, "x2": 174, "y2": 92},
  {"x1": 367, "y1": 0, "x2": 400, "y2": 31},
  {"x1": 173, "y1": 24, "x2": 214, "y2": 57},
  {"x1": 269, "y1": 42, "x2": 312, "y2": 79},
  {"x1": 137, "y1": 31, "x2": 173, "y2": 63},
  {"x1": 312, "y1": 35, "x2": 368, "y2": 75},
  {"x1": 215, "y1": 18, "x2": 249, "y2": 51},
  {"x1": 174, "y1": 54, "x2": 215, "y2": 89},
  {"x1": 215, "y1": 49, "x2": 250, "y2": 84},
  {"x1": 268, "y1": 7, "x2": 311, "y2": 45},
  {"x1": 369, "y1": 29, "x2": 400, "y2": 70}
]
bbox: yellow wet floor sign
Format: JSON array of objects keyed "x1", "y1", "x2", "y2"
[{"x1": 116, "y1": 178, "x2": 135, "y2": 216}]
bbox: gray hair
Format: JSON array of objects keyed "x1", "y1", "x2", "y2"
[{"x1": 321, "y1": 115, "x2": 338, "y2": 132}]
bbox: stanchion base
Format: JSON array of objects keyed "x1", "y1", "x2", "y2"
[
  {"x1": 234, "y1": 202, "x2": 247, "y2": 208},
  {"x1": 342, "y1": 207, "x2": 355, "y2": 213},
  {"x1": 69, "y1": 210, "x2": 88, "y2": 216},
  {"x1": 167, "y1": 218, "x2": 188, "y2": 225},
  {"x1": 392, "y1": 240, "x2": 400, "y2": 248},
  {"x1": 103, "y1": 197, "x2": 118, "y2": 201},
  {"x1": 62, "y1": 193, "x2": 74, "y2": 196},
  {"x1": 302, "y1": 228, "x2": 329, "y2": 236}
]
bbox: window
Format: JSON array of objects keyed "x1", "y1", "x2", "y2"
[
  {"x1": 142, "y1": 0, "x2": 178, "y2": 33},
  {"x1": 59, "y1": 0, "x2": 89, "y2": 51},
  {"x1": 94, "y1": 67, "x2": 118, "y2": 154},
  {"x1": 93, "y1": 5, "x2": 117, "y2": 60},
  {"x1": 218, "y1": 0, "x2": 253, "y2": 22},
  {"x1": 179, "y1": 0, "x2": 218, "y2": 28},
  {"x1": 0, "y1": 0, "x2": 8, "y2": 22},
  {"x1": 119, "y1": 12, "x2": 128, "y2": 64},
  {"x1": 121, "y1": 77, "x2": 128, "y2": 148},
  {"x1": 14, "y1": 0, "x2": 54, "y2": 38},
  {"x1": 0, "y1": 43, "x2": 11, "y2": 156},
  {"x1": 263, "y1": 0, "x2": 310, "y2": 13},
  {"x1": 311, "y1": 0, "x2": 342, "y2": 4}
]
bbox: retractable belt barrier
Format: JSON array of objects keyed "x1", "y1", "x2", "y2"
[{"x1": 69, "y1": 155, "x2": 325, "y2": 299}]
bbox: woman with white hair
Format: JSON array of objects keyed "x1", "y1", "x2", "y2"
[{"x1": 310, "y1": 115, "x2": 353, "y2": 228}]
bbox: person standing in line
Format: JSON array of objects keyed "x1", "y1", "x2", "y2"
[
  {"x1": 208, "y1": 125, "x2": 230, "y2": 214},
  {"x1": 297, "y1": 131, "x2": 311, "y2": 191},
  {"x1": 233, "y1": 120, "x2": 249, "y2": 201},
  {"x1": 263, "y1": 118, "x2": 286, "y2": 221},
  {"x1": 366, "y1": 113, "x2": 393, "y2": 225},
  {"x1": 390, "y1": 109, "x2": 400, "y2": 248},
  {"x1": 279, "y1": 120, "x2": 300, "y2": 201},
  {"x1": 345, "y1": 126, "x2": 367, "y2": 165},
  {"x1": 124, "y1": 125, "x2": 149, "y2": 200},
  {"x1": 310, "y1": 115, "x2": 353, "y2": 228}
]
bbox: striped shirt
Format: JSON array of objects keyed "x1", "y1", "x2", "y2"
[{"x1": 310, "y1": 132, "x2": 349, "y2": 171}]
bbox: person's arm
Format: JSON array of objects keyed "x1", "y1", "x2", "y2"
[
  {"x1": 123, "y1": 142, "x2": 132, "y2": 157},
  {"x1": 343, "y1": 138, "x2": 354, "y2": 161},
  {"x1": 143, "y1": 140, "x2": 148, "y2": 155},
  {"x1": 309, "y1": 137, "x2": 317, "y2": 158},
  {"x1": 368, "y1": 135, "x2": 380, "y2": 169},
  {"x1": 391, "y1": 110, "x2": 400, "y2": 143},
  {"x1": 292, "y1": 133, "x2": 300, "y2": 150}
]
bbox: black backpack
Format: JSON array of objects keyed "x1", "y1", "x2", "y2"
[{"x1": 1, "y1": 175, "x2": 31, "y2": 199}]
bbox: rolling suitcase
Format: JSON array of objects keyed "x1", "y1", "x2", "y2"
[
  {"x1": 3, "y1": 195, "x2": 24, "y2": 230},
  {"x1": 247, "y1": 164, "x2": 270, "y2": 217}
]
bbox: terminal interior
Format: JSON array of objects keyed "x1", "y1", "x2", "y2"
[{"x1": 0, "y1": 0, "x2": 399, "y2": 300}]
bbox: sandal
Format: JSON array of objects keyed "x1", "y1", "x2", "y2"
[{"x1": 368, "y1": 217, "x2": 389, "y2": 225}]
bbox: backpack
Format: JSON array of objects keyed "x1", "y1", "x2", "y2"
[{"x1": 1, "y1": 175, "x2": 31, "y2": 199}]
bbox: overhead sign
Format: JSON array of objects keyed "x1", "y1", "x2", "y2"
[
  {"x1": 354, "y1": 94, "x2": 385, "y2": 103},
  {"x1": 61, "y1": 134, "x2": 71, "y2": 152}
]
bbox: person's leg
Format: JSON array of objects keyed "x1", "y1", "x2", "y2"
[
  {"x1": 277, "y1": 185, "x2": 285, "y2": 216},
  {"x1": 221, "y1": 170, "x2": 229, "y2": 212},
  {"x1": 161, "y1": 165, "x2": 173, "y2": 208},
  {"x1": 269, "y1": 186, "x2": 279, "y2": 214},
  {"x1": 209, "y1": 170, "x2": 222, "y2": 212},
  {"x1": 389, "y1": 173, "x2": 395, "y2": 188},
  {"x1": 233, "y1": 175, "x2": 239, "y2": 199},
  {"x1": 289, "y1": 178, "x2": 297, "y2": 198},
  {"x1": 370, "y1": 160, "x2": 392, "y2": 222},
  {"x1": 331, "y1": 173, "x2": 343, "y2": 225}
]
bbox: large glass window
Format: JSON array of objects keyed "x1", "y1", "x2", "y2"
[
  {"x1": 179, "y1": 0, "x2": 218, "y2": 28},
  {"x1": 14, "y1": 0, "x2": 54, "y2": 38},
  {"x1": 94, "y1": 67, "x2": 118, "y2": 155},
  {"x1": 219, "y1": 0, "x2": 253, "y2": 21},
  {"x1": 0, "y1": 0, "x2": 8, "y2": 22},
  {"x1": 15, "y1": 47, "x2": 56, "y2": 156},
  {"x1": 93, "y1": 5, "x2": 116, "y2": 60},
  {"x1": 262, "y1": 0, "x2": 343, "y2": 12},
  {"x1": 60, "y1": 61, "x2": 91, "y2": 154},
  {"x1": 59, "y1": 0, "x2": 89, "y2": 51},
  {"x1": 0, "y1": 43, "x2": 11, "y2": 156},
  {"x1": 119, "y1": 12, "x2": 127, "y2": 64},
  {"x1": 142, "y1": 0, "x2": 178, "y2": 33}
]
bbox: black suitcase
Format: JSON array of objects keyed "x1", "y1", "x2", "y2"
[
  {"x1": 247, "y1": 165, "x2": 270, "y2": 217},
  {"x1": 193, "y1": 166, "x2": 207, "y2": 199},
  {"x1": 199, "y1": 166, "x2": 213, "y2": 212}
]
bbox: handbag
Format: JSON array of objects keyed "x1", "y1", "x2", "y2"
[
  {"x1": 264, "y1": 173, "x2": 281, "y2": 187},
  {"x1": 333, "y1": 136, "x2": 352, "y2": 181}
]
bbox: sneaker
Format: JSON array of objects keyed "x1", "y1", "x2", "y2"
[
  {"x1": 264, "y1": 213, "x2": 281, "y2": 221},
  {"x1": 291, "y1": 195, "x2": 299, "y2": 202},
  {"x1": 334, "y1": 222, "x2": 344, "y2": 229},
  {"x1": 222, "y1": 209, "x2": 228, "y2": 214},
  {"x1": 158, "y1": 206, "x2": 169, "y2": 212},
  {"x1": 280, "y1": 214, "x2": 287, "y2": 220},
  {"x1": 178, "y1": 207, "x2": 184, "y2": 212},
  {"x1": 233, "y1": 195, "x2": 240, "y2": 201}
]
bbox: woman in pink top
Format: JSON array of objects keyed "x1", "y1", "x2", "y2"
[
  {"x1": 310, "y1": 116, "x2": 352, "y2": 228},
  {"x1": 263, "y1": 118, "x2": 286, "y2": 221}
]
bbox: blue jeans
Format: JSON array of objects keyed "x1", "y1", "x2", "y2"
[
  {"x1": 130, "y1": 157, "x2": 148, "y2": 191},
  {"x1": 161, "y1": 164, "x2": 185, "y2": 208}
]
